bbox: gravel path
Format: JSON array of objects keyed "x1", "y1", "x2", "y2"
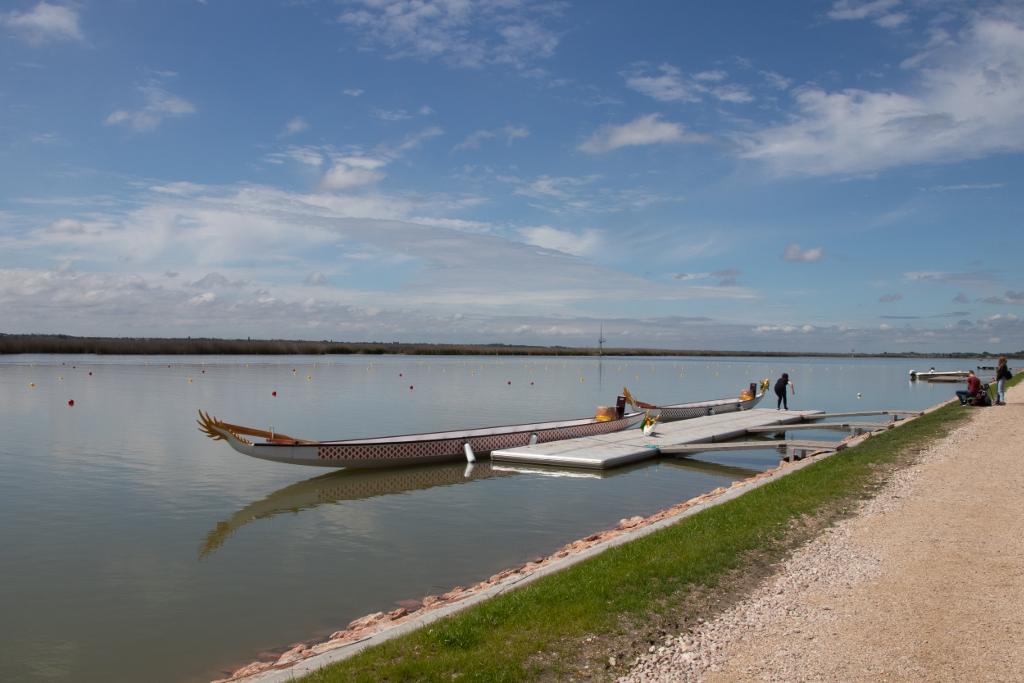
[{"x1": 621, "y1": 384, "x2": 1024, "y2": 682}]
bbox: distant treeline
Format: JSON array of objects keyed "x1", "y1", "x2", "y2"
[{"x1": 1, "y1": 334, "x2": 1020, "y2": 359}]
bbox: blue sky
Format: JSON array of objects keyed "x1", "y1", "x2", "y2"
[{"x1": 1, "y1": 0, "x2": 1022, "y2": 352}]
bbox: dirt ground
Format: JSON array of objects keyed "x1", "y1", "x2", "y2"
[{"x1": 622, "y1": 383, "x2": 1024, "y2": 682}]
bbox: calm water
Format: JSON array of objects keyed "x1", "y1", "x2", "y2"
[{"x1": 0, "y1": 354, "x2": 966, "y2": 681}]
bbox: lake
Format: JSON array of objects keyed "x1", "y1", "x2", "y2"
[{"x1": 0, "y1": 354, "x2": 969, "y2": 681}]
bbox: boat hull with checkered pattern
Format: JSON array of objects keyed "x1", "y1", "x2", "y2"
[{"x1": 206, "y1": 411, "x2": 645, "y2": 468}]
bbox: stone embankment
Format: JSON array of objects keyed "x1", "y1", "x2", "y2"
[{"x1": 622, "y1": 385, "x2": 1024, "y2": 682}]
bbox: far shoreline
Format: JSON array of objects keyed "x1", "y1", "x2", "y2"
[{"x1": 1, "y1": 334, "x2": 1019, "y2": 359}]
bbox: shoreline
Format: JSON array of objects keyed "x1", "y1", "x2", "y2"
[
  {"x1": 213, "y1": 399, "x2": 953, "y2": 682},
  {"x1": 625, "y1": 382, "x2": 1023, "y2": 681},
  {"x1": 1, "y1": 334, "x2": 1017, "y2": 359}
]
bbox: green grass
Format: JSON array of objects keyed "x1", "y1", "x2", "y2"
[{"x1": 301, "y1": 392, "x2": 1009, "y2": 682}]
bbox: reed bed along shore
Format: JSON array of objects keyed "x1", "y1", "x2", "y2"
[{"x1": 2, "y1": 334, "x2": 1019, "y2": 359}]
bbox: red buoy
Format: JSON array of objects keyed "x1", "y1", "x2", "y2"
[
  {"x1": 507, "y1": 380, "x2": 512, "y2": 385},
  {"x1": 409, "y1": 385, "x2": 414, "y2": 390},
  {"x1": 67, "y1": 399, "x2": 74, "y2": 406},
  {"x1": 272, "y1": 391, "x2": 277, "y2": 397},
  {"x1": 88, "y1": 371, "x2": 92, "y2": 376}
]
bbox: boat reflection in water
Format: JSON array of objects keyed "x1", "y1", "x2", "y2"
[
  {"x1": 661, "y1": 457, "x2": 761, "y2": 480},
  {"x1": 199, "y1": 462, "x2": 513, "y2": 558},
  {"x1": 493, "y1": 458, "x2": 760, "y2": 482}
]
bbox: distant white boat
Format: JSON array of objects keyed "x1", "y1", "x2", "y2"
[{"x1": 908, "y1": 369, "x2": 970, "y2": 381}]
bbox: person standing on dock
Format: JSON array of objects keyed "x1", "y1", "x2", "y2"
[
  {"x1": 774, "y1": 373, "x2": 794, "y2": 410},
  {"x1": 995, "y1": 357, "x2": 1012, "y2": 405}
]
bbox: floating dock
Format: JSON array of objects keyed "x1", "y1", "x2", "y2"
[{"x1": 491, "y1": 408, "x2": 826, "y2": 469}]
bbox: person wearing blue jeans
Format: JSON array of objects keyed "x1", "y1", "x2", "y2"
[
  {"x1": 995, "y1": 357, "x2": 1012, "y2": 405},
  {"x1": 956, "y1": 371, "x2": 983, "y2": 405}
]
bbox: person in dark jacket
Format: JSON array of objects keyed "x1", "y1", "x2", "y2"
[
  {"x1": 774, "y1": 373, "x2": 794, "y2": 410},
  {"x1": 995, "y1": 356, "x2": 1012, "y2": 405}
]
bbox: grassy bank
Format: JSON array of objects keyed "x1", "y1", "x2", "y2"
[{"x1": 298, "y1": 393, "x2": 1008, "y2": 682}]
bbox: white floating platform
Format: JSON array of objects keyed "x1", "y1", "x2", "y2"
[{"x1": 490, "y1": 408, "x2": 823, "y2": 469}]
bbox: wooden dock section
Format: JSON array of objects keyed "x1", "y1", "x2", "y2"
[{"x1": 490, "y1": 408, "x2": 823, "y2": 469}]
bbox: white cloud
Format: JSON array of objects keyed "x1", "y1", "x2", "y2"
[
  {"x1": 454, "y1": 125, "x2": 529, "y2": 151},
  {"x1": 712, "y1": 84, "x2": 754, "y2": 103},
  {"x1": 694, "y1": 70, "x2": 727, "y2": 82},
  {"x1": 455, "y1": 130, "x2": 496, "y2": 151},
  {"x1": 305, "y1": 272, "x2": 330, "y2": 286},
  {"x1": 320, "y1": 156, "x2": 388, "y2": 190},
  {"x1": 875, "y1": 12, "x2": 908, "y2": 29},
  {"x1": 755, "y1": 324, "x2": 799, "y2": 333},
  {"x1": 761, "y1": 70, "x2": 792, "y2": 91},
  {"x1": 579, "y1": 114, "x2": 706, "y2": 153},
  {"x1": 624, "y1": 64, "x2": 755, "y2": 105},
  {"x1": 106, "y1": 84, "x2": 196, "y2": 132},
  {"x1": 30, "y1": 132, "x2": 61, "y2": 144},
  {"x1": 506, "y1": 174, "x2": 599, "y2": 201},
  {"x1": 267, "y1": 146, "x2": 325, "y2": 167},
  {"x1": 343, "y1": 88, "x2": 364, "y2": 97},
  {"x1": 282, "y1": 116, "x2": 309, "y2": 136},
  {"x1": 337, "y1": 0, "x2": 561, "y2": 69},
  {"x1": 827, "y1": 0, "x2": 901, "y2": 22},
  {"x1": 519, "y1": 226, "x2": 603, "y2": 257},
  {"x1": 624, "y1": 64, "x2": 700, "y2": 103},
  {"x1": 783, "y1": 244, "x2": 824, "y2": 262},
  {"x1": 925, "y1": 182, "x2": 1005, "y2": 192},
  {"x1": 740, "y1": 13, "x2": 1024, "y2": 177},
  {"x1": 1, "y1": 2, "x2": 82, "y2": 44},
  {"x1": 189, "y1": 292, "x2": 216, "y2": 305},
  {"x1": 373, "y1": 108, "x2": 413, "y2": 121},
  {"x1": 393, "y1": 126, "x2": 444, "y2": 153},
  {"x1": 904, "y1": 270, "x2": 997, "y2": 286}
]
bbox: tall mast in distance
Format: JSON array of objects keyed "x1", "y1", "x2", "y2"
[{"x1": 598, "y1": 324, "x2": 606, "y2": 357}]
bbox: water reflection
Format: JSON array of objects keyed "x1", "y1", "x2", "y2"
[
  {"x1": 199, "y1": 462, "x2": 513, "y2": 558},
  {"x1": 661, "y1": 457, "x2": 760, "y2": 480},
  {"x1": 490, "y1": 460, "x2": 654, "y2": 479}
]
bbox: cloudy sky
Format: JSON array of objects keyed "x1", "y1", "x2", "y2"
[{"x1": 2, "y1": 1, "x2": 1023, "y2": 352}]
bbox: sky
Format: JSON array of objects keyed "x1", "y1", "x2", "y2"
[{"x1": 1, "y1": 0, "x2": 1023, "y2": 353}]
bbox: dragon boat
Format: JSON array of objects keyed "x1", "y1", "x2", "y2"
[
  {"x1": 622, "y1": 378, "x2": 769, "y2": 421},
  {"x1": 198, "y1": 400, "x2": 644, "y2": 469}
]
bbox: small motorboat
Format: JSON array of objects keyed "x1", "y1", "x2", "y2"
[{"x1": 908, "y1": 369, "x2": 970, "y2": 381}]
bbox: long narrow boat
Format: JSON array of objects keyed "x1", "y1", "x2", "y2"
[
  {"x1": 198, "y1": 405, "x2": 644, "y2": 469},
  {"x1": 622, "y1": 378, "x2": 769, "y2": 421}
]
